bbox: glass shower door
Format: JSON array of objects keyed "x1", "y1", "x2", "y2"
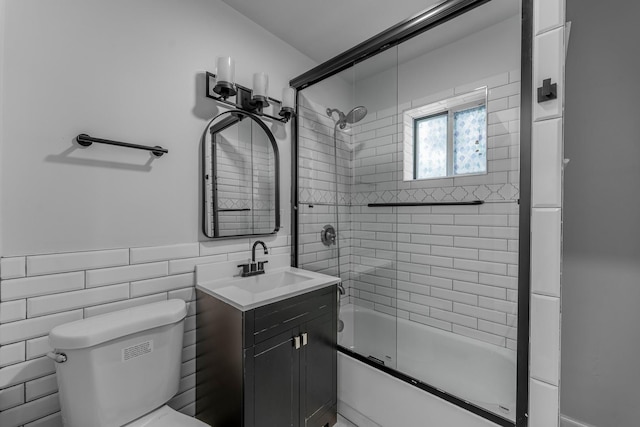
[
  {"x1": 296, "y1": 51, "x2": 400, "y2": 367},
  {"x1": 347, "y1": 47, "x2": 399, "y2": 368}
]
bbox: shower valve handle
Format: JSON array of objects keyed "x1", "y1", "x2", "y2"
[{"x1": 321, "y1": 224, "x2": 336, "y2": 247}]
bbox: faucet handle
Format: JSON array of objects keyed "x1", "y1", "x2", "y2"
[
  {"x1": 257, "y1": 260, "x2": 269, "y2": 271},
  {"x1": 237, "y1": 263, "x2": 251, "y2": 276}
]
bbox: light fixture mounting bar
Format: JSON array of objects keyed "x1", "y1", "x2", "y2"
[{"x1": 205, "y1": 72, "x2": 292, "y2": 123}]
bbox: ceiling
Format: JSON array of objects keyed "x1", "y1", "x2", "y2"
[
  {"x1": 355, "y1": 0, "x2": 519, "y2": 80},
  {"x1": 220, "y1": 0, "x2": 443, "y2": 64}
]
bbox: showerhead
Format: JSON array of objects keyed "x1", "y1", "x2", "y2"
[
  {"x1": 326, "y1": 106, "x2": 368, "y2": 129},
  {"x1": 345, "y1": 106, "x2": 368, "y2": 125}
]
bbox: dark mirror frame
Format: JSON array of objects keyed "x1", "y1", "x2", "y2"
[{"x1": 201, "y1": 109, "x2": 280, "y2": 239}]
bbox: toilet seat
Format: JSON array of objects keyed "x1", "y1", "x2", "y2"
[{"x1": 125, "y1": 405, "x2": 209, "y2": 427}]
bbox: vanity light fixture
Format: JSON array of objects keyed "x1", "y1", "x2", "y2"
[
  {"x1": 205, "y1": 56, "x2": 295, "y2": 123},
  {"x1": 252, "y1": 72, "x2": 269, "y2": 107},
  {"x1": 213, "y1": 56, "x2": 236, "y2": 98},
  {"x1": 279, "y1": 87, "x2": 295, "y2": 121}
]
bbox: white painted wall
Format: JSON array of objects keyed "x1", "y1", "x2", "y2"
[
  {"x1": 0, "y1": 0, "x2": 315, "y2": 256},
  {"x1": 0, "y1": 0, "x2": 6, "y2": 258},
  {"x1": 301, "y1": 71, "x2": 354, "y2": 117},
  {"x1": 355, "y1": 16, "x2": 521, "y2": 112},
  {"x1": 562, "y1": 1, "x2": 640, "y2": 426}
]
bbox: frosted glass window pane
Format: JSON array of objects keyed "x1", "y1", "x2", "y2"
[
  {"x1": 416, "y1": 114, "x2": 448, "y2": 179},
  {"x1": 453, "y1": 105, "x2": 486, "y2": 175}
]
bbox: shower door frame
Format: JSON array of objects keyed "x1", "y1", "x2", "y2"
[{"x1": 290, "y1": 0, "x2": 533, "y2": 425}]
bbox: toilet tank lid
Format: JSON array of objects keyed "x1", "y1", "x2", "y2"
[{"x1": 49, "y1": 299, "x2": 187, "y2": 350}]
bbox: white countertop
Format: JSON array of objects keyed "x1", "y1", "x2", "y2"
[{"x1": 196, "y1": 266, "x2": 340, "y2": 311}]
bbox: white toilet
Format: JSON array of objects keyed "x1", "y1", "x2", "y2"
[{"x1": 48, "y1": 299, "x2": 209, "y2": 427}]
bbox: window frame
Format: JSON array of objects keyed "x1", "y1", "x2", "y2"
[
  {"x1": 413, "y1": 111, "x2": 450, "y2": 180},
  {"x1": 412, "y1": 99, "x2": 487, "y2": 180}
]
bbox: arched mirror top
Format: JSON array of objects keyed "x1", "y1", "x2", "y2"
[{"x1": 202, "y1": 110, "x2": 280, "y2": 239}]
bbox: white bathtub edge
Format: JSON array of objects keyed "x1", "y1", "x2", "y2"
[
  {"x1": 338, "y1": 400, "x2": 382, "y2": 427},
  {"x1": 338, "y1": 352, "x2": 502, "y2": 427},
  {"x1": 560, "y1": 415, "x2": 597, "y2": 427}
]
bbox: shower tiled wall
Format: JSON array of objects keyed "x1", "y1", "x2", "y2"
[
  {"x1": 297, "y1": 203, "x2": 352, "y2": 299},
  {"x1": 350, "y1": 70, "x2": 521, "y2": 205},
  {"x1": 298, "y1": 95, "x2": 353, "y2": 206},
  {"x1": 349, "y1": 202, "x2": 519, "y2": 349},
  {"x1": 0, "y1": 236, "x2": 289, "y2": 427},
  {"x1": 297, "y1": 72, "x2": 521, "y2": 350},
  {"x1": 297, "y1": 94, "x2": 354, "y2": 290}
]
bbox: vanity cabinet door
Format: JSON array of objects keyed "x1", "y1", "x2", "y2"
[
  {"x1": 300, "y1": 312, "x2": 337, "y2": 427},
  {"x1": 196, "y1": 286, "x2": 337, "y2": 427},
  {"x1": 248, "y1": 328, "x2": 301, "y2": 427}
]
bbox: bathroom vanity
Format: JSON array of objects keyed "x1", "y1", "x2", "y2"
[{"x1": 195, "y1": 267, "x2": 339, "y2": 427}]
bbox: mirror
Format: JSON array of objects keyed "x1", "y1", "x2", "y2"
[{"x1": 202, "y1": 110, "x2": 280, "y2": 238}]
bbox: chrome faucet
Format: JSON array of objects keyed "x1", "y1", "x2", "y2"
[{"x1": 238, "y1": 241, "x2": 269, "y2": 277}]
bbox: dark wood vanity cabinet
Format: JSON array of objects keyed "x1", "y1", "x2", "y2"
[{"x1": 195, "y1": 285, "x2": 338, "y2": 427}]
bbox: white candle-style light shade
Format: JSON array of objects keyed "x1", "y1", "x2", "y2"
[
  {"x1": 281, "y1": 87, "x2": 295, "y2": 110},
  {"x1": 214, "y1": 56, "x2": 236, "y2": 97},
  {"x1": 216, "y1": 56, "x2": 235, "y2": 83},
  {"x1": 279, "y1": 87, "x2": 295, "y2": 121},
  {"x1": 252, "y1": 72, "x2": 269, "y2": 106}
]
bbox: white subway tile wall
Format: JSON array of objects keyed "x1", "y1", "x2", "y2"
[
  {"x1": 0, "y1": 384, "x2": 24, "y2": 411},
  {"x1": 0, "y1": 342, "x2": 26, "y2": 368},
  {"x1": 534, "y1": 0, "x2": 565, "y2": 35},
  {"x1": 298, "y1": 72, "x2": 521, "y2": 350},
  {"x1": 529, "y1": 0, "x2": 565, "y2": 424},
  {"x1": 26, "y1": 249, "x2": 129, "y2": 277},
  {"x1": 533, "y1": 27, "x2": 564, "y2": 121},
  {"x1": 0, "y1": 300, "x2": 27, "y2": 323},
  {"x1": 532, "y1": 118, "x2": 563, "y2": 206},
  {"x1": 0, "y1": 238, "x2": 290, "y2": 427},
  {"x1": 298, "y1": 203, "x2": 352, "y2": 296},
  {"x1": 530, "y1": 294, "x2": 560, "y2": 386},
  {"x1": 0, "y1": 258, "x2": 27, "y2": 280}
]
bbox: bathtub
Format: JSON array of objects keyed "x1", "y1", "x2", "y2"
[{"x1": 337, "y1": 304, "x2": 516, "y2": 425}]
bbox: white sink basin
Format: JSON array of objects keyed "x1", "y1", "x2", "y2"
[
  {"x1": 232, "y1": 270, "x2": 312, "y2": 293},
  {"x1": 196, "y1": 266, "x2": 340, "y2": 311}
]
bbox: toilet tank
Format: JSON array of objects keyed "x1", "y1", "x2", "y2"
[{"x1": 49, "y1": 299, "x2": 187, "y2": 427}]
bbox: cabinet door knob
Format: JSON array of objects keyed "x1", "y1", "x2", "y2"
[
  {"x1": 293, "y1": 335, "x2": 301, "y2": 349},
  {"x1": 301, "y1": 333, "x2": 308, "y2": 346}
]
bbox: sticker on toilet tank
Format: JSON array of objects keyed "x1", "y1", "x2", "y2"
[{"x1": 122, "y1": 340, "x2": 154, "y2": 362}]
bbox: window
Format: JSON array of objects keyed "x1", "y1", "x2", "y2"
[
  {"x1": 453, "y1": 105, "x2": 487, "y2": 176},
  {"x1": 414, "y1": 112, "x2": 448, "y2": 179},
  {"x1": 414, "y1": 103, "x2": 486, "y2": 179},
  {"x1": 404, "y1": 87, "x2": 487, "y2": 181}
]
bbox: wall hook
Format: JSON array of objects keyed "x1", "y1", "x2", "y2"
[{"x1": 537, "y1": 78, "x2": 557, "y2": 103}]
